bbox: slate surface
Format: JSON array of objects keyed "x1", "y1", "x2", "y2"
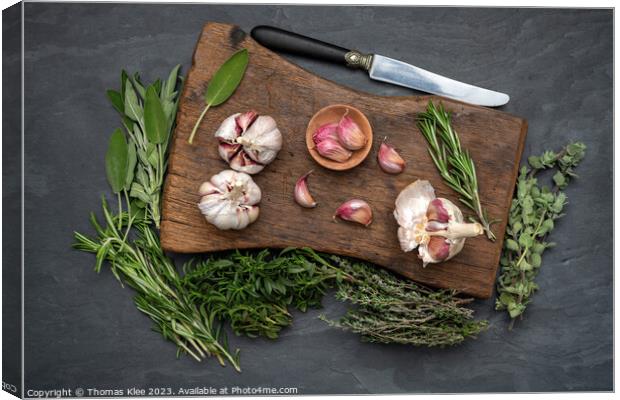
[{"x1": 21, "y1": 4, "x2": 612, "y2": 394}]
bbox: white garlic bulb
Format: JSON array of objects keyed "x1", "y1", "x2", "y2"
[
  {"x1": 394, "y1": 180, "x2": 483, "y2": 266},
  {"x1": 198, "y1": 169, "x2": 261, "y2": 230},
  {"x1": 215, "y1": 111, "x2": 282, "y2": 174}
]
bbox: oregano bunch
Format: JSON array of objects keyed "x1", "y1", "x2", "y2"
[{"x1": 496, "y1": 142, "x2": 586, "y2": 329}]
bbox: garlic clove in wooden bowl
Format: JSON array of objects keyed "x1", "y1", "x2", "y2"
[{"x1": 306, "y1": 104, "x2": 373, "y2": 171}]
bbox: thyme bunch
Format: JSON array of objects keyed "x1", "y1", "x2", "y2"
[
  {"x1": 496, "y1": 142, "x2": 586, "y2": 329},
  {"x1": 417, "y1": 101, "x2": 496, "y2": 240},
  {"x1": 322, "y1": 255, "x2": 488, "y2": 346}
]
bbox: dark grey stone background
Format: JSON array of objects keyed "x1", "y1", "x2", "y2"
[{"x1": 21, "y1": 3, "x2": 612, "y2": 394}]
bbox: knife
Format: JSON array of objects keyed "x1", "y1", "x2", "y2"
[{"x1": 251, "y1": 26, "x2": 509, "y2": 107}]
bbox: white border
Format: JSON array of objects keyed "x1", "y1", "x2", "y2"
[{"x1": 0, "y1": 1, "x2": 615, "y2": 400}]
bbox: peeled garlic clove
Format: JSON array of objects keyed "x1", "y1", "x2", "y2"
[
  {"x1": 378, "y1": 140, "x2": 406, "y2": 174},
  {"x1": 394, "y1": 179, "x2": 483, "y2": 266},
  {"x1": 337, "y1": 111, "x2": 366, "y2": 150},
  {"x1": 313, "y1": 122, "x2": 339, "y2": 145},
  {"x1": 316, "y1": 138, "x2": 353, "y2": 162},
  {"x1": 294, "y1": 170, "x2": 317, "y2": 208},
  {"x1": 334, "y1": 199, "x2": 373, "y2": 227},
  {"x1": 215, "y1": 111, "x2": 282, "y2": 174},
  {"x1": 197, "y1": 169, "x2": 261, "y2": 230}
]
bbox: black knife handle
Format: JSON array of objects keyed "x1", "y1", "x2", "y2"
[{"x1": 251, "y1": 25, "x2": 373, "y2": 70}]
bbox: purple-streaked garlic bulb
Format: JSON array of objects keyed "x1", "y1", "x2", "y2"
[
  {"x1": 215, "y1": 111, "x2": 282, "y2": 174},
  {"x1": 394, "y1": 180, "x2": 482, "y2": 266},
  {"x1": 198, "y1": 169, "x2": 261, "y2": 230}
]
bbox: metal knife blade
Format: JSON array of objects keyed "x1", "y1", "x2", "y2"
[
  {"x1": 250, "y1": 26, "x2": 510, "y2": 107},
  {"x1": 369, "y1": 55, "x2": 509, "y2": 107}
]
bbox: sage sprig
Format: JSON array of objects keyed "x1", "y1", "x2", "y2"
[
  {"x1": 417, "y1": 101, "x2": 497, "y2": 240},
  {"x1": 106, "y1": 66, "x2": 181, "y2": 228},
  {"x1": 496, "y1": 142, "x2": 586, "y2": 329},
  {"x1": 188, "y1": 49, "x2": 249, "y2": 144}
]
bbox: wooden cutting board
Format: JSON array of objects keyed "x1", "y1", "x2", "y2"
[{"x1": 160, "y1": 22, "x2": 527, "y2": 298}]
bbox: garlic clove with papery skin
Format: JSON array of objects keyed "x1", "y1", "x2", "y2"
[
  {"x1": 312, "y1": 123, "x2": 340, "y2": 145},
  {"x1": 316, "y1": 138, "x2": 353, "y2": 162},
  {"x1": 198, "y1": 169, "x2": 261, "y2": 230},
  {"x1": 294, "y1": 170, "x2": 317, "y2": 208},
  {"x1": 394, "y1": 180, "x2": 482, "y2": 266},
  {"x1": 215, "y1": 111, "x2": 282, "y2": 175},
  {"x1": 334, "y1": 199, "x2": 373, "y2": 227},
  {"x1": 337, "y1": 111, "x2": 367, "y2": 150},
  {"x1": 378, "y1": 139, "x2": 406, "y2": 174}
]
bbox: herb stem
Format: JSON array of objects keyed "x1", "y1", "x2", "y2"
[{"x1": 188, "y1": 103, "x2": 211, "y2": 145}]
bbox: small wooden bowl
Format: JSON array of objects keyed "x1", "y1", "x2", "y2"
[{"x1": 305, "y1": 104, "x2": 373, "y2": 171}]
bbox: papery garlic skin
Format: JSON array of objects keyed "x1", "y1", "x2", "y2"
[
  {"x1": 378, "y1": 140, "x2": 406, "y2": 174},
  {"x1": 294, "y1": 170, "x2": 317, "y2": 208},
  {"x1": 312, "y1": 123, "x2": 339, "y2": 145},
  {"x1": 198, "y1": 169, "x2": 261, "y2": 230},
  {"x1": 337, "y1": 112, "x2": 366, "y2": 150},
  {"x1": 316, "y1": 139, "x2": 352, "y2": 162},
  {"x1": 215, "y1": 111, "x2": 282, "y2": 174},
  {"x1": 394, "y1": 180, "x2": 482, "y2": 266},
  {"x1": 334, "y1": 199, "x2": 373, "y2": 227}
]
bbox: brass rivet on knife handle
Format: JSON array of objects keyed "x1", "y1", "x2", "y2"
[{"x1": 345, "y1": 50, "x2": 373, "y2": 70}]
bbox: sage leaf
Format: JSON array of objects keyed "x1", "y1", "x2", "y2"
[
  {"x1": 205, "y1": 48, "x2": 249, "y2": 106},
  {"x1": 125, "y1": 141, "x2": 137, "y2": 191},
  {"x1": 144, "y1": 85, "x2": 167, "y2": 144},
  {"x1": 124, "y1": 81, "x2": 142, "y2": 122},
  {"x1": 107, "y1": 90, "x2": 124, "y2": 114},
  {"x1": 187, "y1": 49, "x2": 249, "y2": 144},
  {"x1": 105, "y1": 128, "x2": 129, "y2": 194}
]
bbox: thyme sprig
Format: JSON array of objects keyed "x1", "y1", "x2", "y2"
[
  {"x1": 417, "y1": 101, "x2": 496, "y2": 240},
  {"x1": 322, "y1": 255, "x2": 488, "y2": 346},
  {"x1": 496, "y1": 142, "x2": 586, "y2": 329}
]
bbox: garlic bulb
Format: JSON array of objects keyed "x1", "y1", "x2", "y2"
[
  {"x1": 215, "y1": 111, "x2": 283, "y2": 174},
  {"x1": 198, "y1": 169, "x2": 261, "y2": 230},
  {"x1": 394, "y1": 180, "x2": 483, "y2": 266}
]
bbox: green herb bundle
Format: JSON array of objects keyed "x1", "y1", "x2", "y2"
[
  {"x1": 496, "y1": 142, "x2": 586, "y2": 328},
  {"x1": 182, "y1": 248, "x2": 344, "y2": 339},
  {"x1": 417, "y1": 101, "x2": 496, "y2": 240},
  {"x1": 106, "y1": 67, "x2": 181, "y2": 228},
  {"x1": 322, "y1": 255, "x2": 488, "y2": 346},
  {"x1": 74, "y1": 200, "x2": 240, "y2": 370},
  {"x1": 75, "y1": 66, "x2": 240, "y2": 370}
]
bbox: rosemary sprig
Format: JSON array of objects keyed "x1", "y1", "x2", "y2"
[
  {"x1": 74, "y1": 199, "x2": 240, "y2": 370},
  {"x1": 417, "y1": 101, "x2": 496, "y2": 240},
  {"x1": 496, "y1": 142, "x2": 586, "y2": 329}
]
